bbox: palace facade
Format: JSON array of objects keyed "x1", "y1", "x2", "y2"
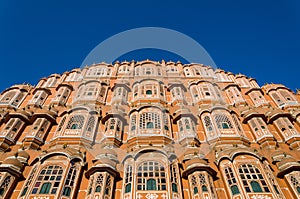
[{"x1": 0, "y1": 60, "x2": 299, "y2": 199}]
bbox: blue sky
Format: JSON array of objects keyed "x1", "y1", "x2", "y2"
[{"x1": 0, "y1": 0, "x2": 299, "y2": 91}]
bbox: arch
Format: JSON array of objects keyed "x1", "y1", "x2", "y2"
[
  {"x1": 133, "y1": 149, "x2": 170, "y2": 161},
  {"x1": 216, "y1": 149, "x2": 264, "y2": 166},
  {"x1": 31, "y1": 149, "x2": 85, "y2": 165}
]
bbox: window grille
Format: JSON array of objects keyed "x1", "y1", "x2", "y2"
[
  {"x1": 136, "y1": 161, "x2": 166, "y2": 191},
  {"x1": 124, "y1": 165, "x2": 132, "y2": 193},
  {"x1": 31, "y1": 165, "x2": 64, "y2": 195},
  {"x1": 139, "y1": 112, "x2": 161, "y2": 130},
  {"x1": 66, "y1": 115, "x2": 85, "y2": 130},
  {"x1": 214, "y1": 114, "x2": 233, "y2": 130},
  {"x1": 238, "y1": 164, "x2": 270, "y2": 193},
  {"x1": 62, "y1": 162, "x2": 79, "y2": 197},
  {"x1": 224, "y1": 167, "x2": 240, "y2": 195},
  {"x1": 20, "y1": 166, "x2": 37, "y2": 197},
  {"x1": 170, "y1": 164, "x2": 179, "y2": 193},
  {"x1": 0, "y1": 176, "x2": 11, "y2": 197}
]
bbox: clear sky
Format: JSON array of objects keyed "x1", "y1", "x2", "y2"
[{"x1": 0, "y1": 0, "x2": 299, "y2": 91}]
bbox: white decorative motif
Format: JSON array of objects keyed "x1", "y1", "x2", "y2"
[
  {"x1": 250, "y1": 195, "x2": 272, "y2": 199},
  {"x1": 161, "y1": 193, "x2": 168, "y2": 199},
  {"x1": 137, "y1": 194, "x2": 143, "y2": 199},
  {"x1": 146, "y1": 193, "x2": 158, "y2": 199},
  {"x1": 32, "y1": 197, "x2": 50, "y2": 199}
]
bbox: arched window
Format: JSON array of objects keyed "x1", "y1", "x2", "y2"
[
  {"x1": 26, "y1": 118, "x2": 50, "y2": 141},
  {"x1": 286, "y1": 171, "x2": 300, "y2": 197},
  {"x1": 170, "y1": 163, "x2": 180, "y2": 194},
  {"x1": 177, "y1": 117, "x2": 196, "y2": 140},
  {"x1": 28, "y1": 90, "x2": 48, "y2": 106},
  {"x1": 238, "y1": 164, "x2": 270, "y2": 193},
  {"x1": 95, "y1": 174, "x2": 104, "y2": 193},
  {"x1": 31, "y1": 165, "x2": 63, "y2": 195},
  {"x1": 248, "y1": 90, "x2": 266, "y2": 106},
  {"x1": 65, "y1": 71, "x2": 80, "y2": 82},
  {"x1": 188, "y1": 171, "x2": 215, "y2": 197},
  {"x1": 62, "y1": 162, "x2": 80, "y2": 197},
  {"x1": 225, "y1": 86, "x2": 245, "y2": 104},
  {"x1": 124, "y1": 165, "x2": 132, "y2": 194},
  {"x1": 203, "y1": 115, "x2": 214, "y2": 132},
  {"x1": 194, "y1": 187, "x2": 198, "y2": 194},
  {"x1": 66, "y1": 115, "x2": 85, "y2": 130},
  {"x1": 248, "y1": 117, "x2": 272, "y2": 141},
  {"x1": 20, "y1": 166, "x2": 37, "y2": 197},
  {"x1": 42, "y1": 77, "x2": 58, "y2": 88},
  {"x1": 137, "y1": 161, "x2": 166, "y2": 191},
  {"x1": 274, "y1": 117, "x2": 298, "y2": 140},
  {"x1": 129, "y1": 114, "x2": 137, "y2": 136},
  {"x1": 52, "y1": 87, "x2": 71, "y2": 105},
  {"x1": 170, "y1": 87, "x2": 184, "y2": 102},
  {"x1": 104, "y1": 118, "x2": 122, "y2": 138},
  {"x1": 86, "y1": 67, "x2": 111, "y2": 77},
  {"x1": 214, "y1": 114, "x2": 233, "y2": 130},
  {"x1": 224, "y1": 167, "x2": 240, "y2": 196},
  {"x1": 85, "y1": 116, "x2": 96, "y2": 137},
  {"x1": 57, "y1": 116, "x2": 66, "y2": 132},
  {"x1": 139, "y1": 112, "x2": 161, "y2": 130},
  {"x1": 172, "y1": 183, "x2": 178, "y2": 193},
  {"x1": 279, "y1": 89, "x2": 296, "y2": 102}
]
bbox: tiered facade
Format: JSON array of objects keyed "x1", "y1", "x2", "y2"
[{"x1": 0, "y1": 60, "x2": 299, "y2": 199}]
